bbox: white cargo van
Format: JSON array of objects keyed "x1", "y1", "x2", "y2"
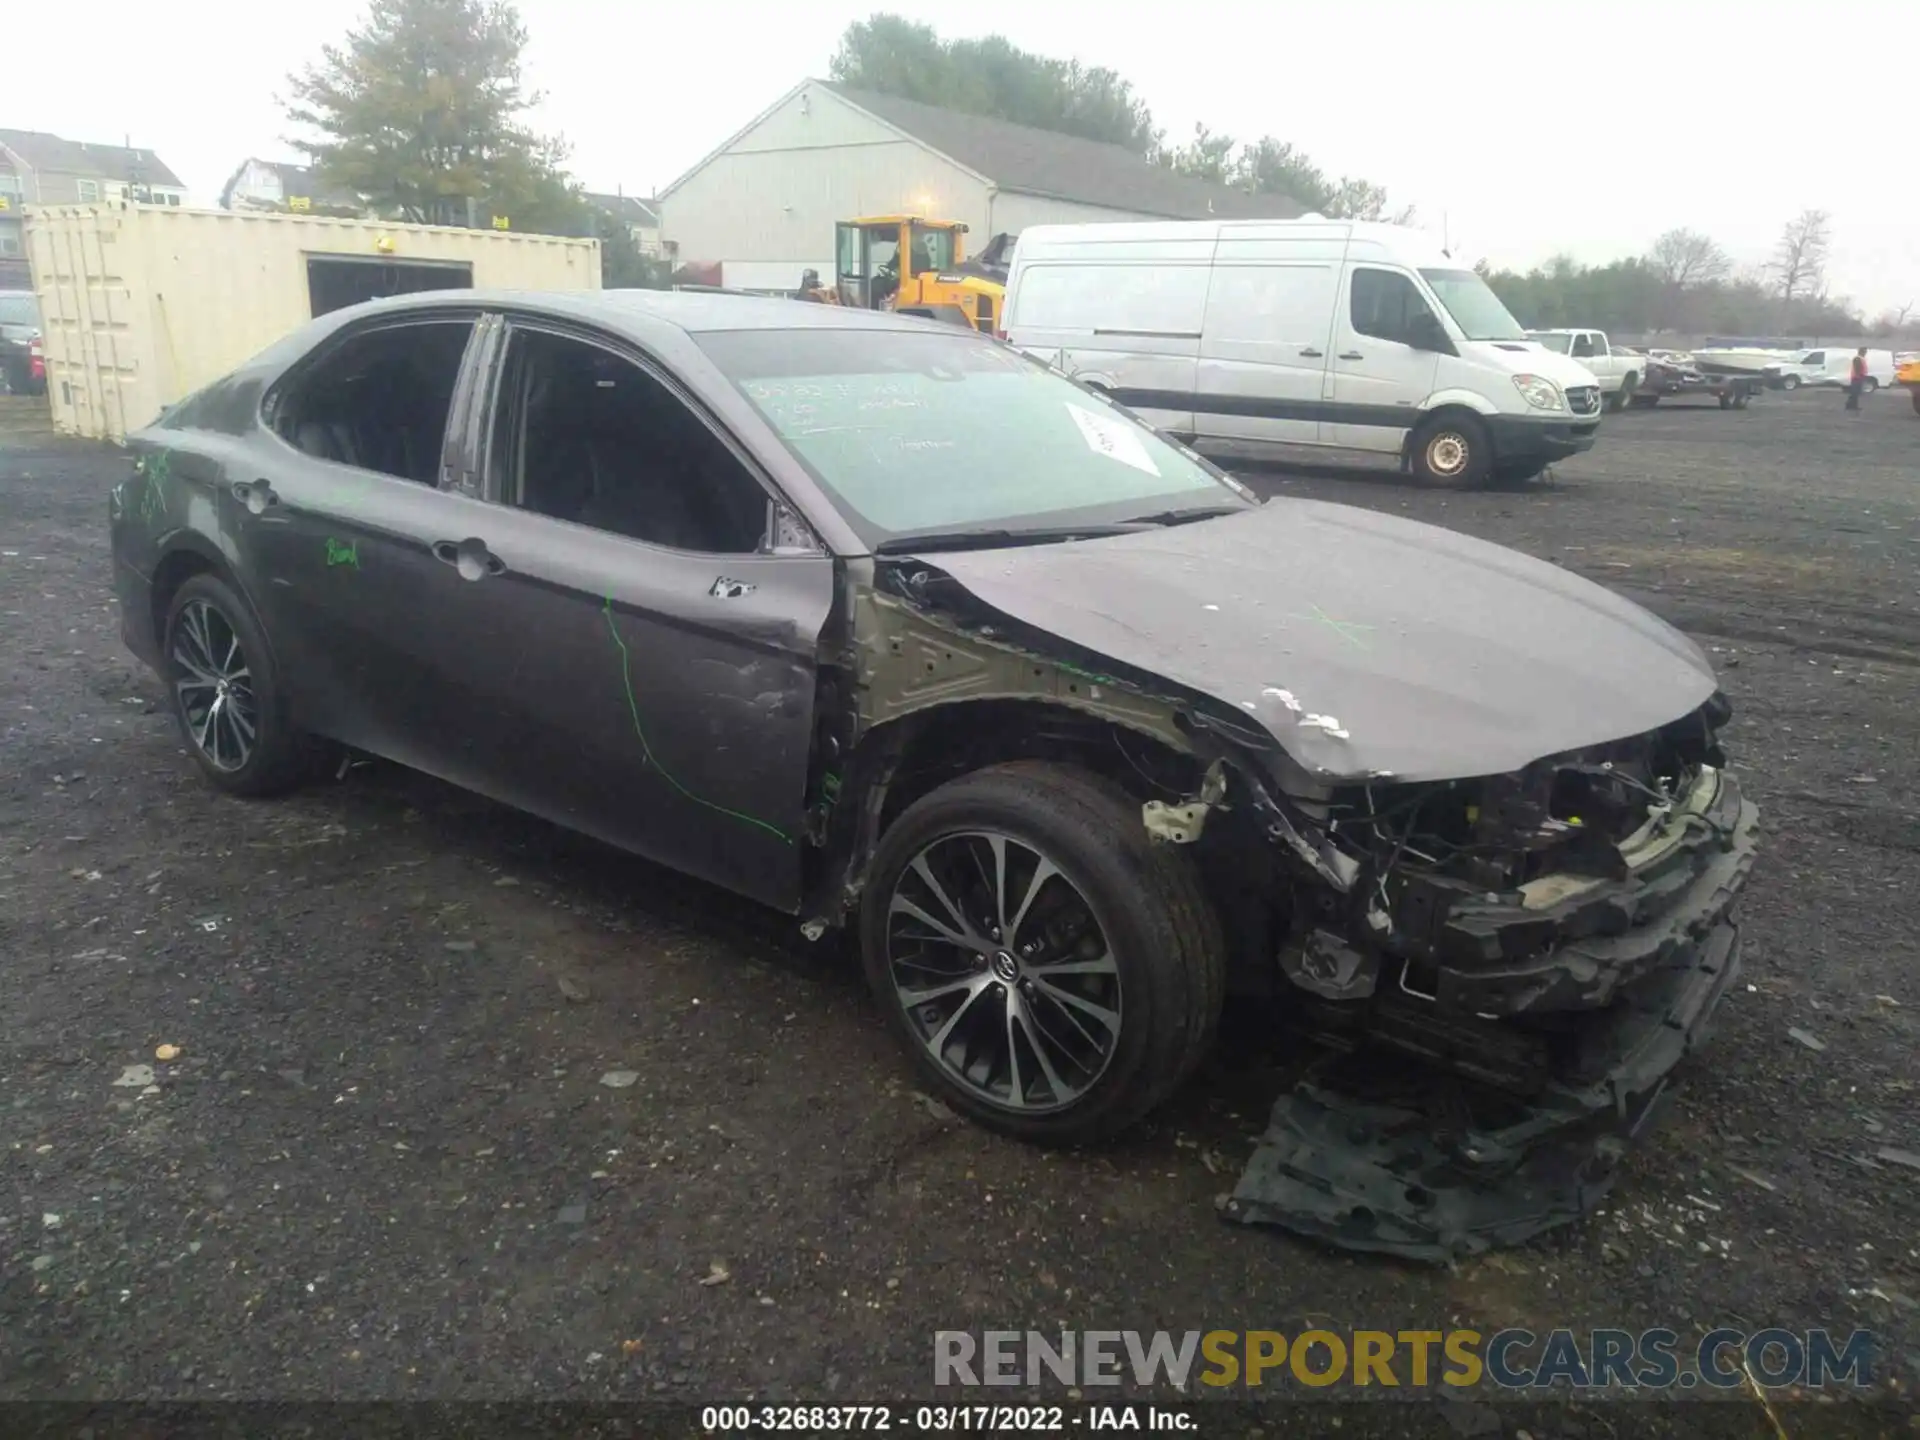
[
  {"x1": 1002, "y1": 220, "x2": 1603, "y2": 486},
  {"x1": 1765, "y1": 347, "x2": 1897, "y2": 391}
]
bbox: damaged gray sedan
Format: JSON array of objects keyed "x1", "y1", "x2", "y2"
[{"x1": 109, "y1": 292, "x2": 1759, "y2": 1260}]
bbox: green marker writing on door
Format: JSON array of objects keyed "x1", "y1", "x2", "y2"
[{"x1": 325, "y1": 537, "x2": 360, "y2": 569}]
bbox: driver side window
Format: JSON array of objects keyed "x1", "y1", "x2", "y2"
[
  {"x1": 486, "y1": 328, "x2": 772, "y2": 555},
  {"x1": 1571, "y1": 333, "x2": 1596, "y2": 358},
  {"x1": 1350, "y1": 268, "x2": 1437, "y2": 347}
]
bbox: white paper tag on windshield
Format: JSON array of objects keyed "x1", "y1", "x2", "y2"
[{"x1": 1065, "y1": 403, "x2": 1160, "y2": 477}]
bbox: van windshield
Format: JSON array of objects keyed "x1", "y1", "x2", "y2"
[
  {"x1": 696, "y1": 327, "x2": 1246, "y2": 550},
  {"x1": 1421, "y1": 269, "x2": 1526, "y2": 342}
]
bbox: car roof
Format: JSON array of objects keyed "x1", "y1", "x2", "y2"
[{"x1": 336, "y1": 287, "x2": 951, "y2": 337}]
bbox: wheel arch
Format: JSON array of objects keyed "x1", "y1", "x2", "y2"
[
  {"x1": 808, "y1": 697, "x2": 1209, "y2": 922},
  {"x1": 1402, "y1": 401, "x2": 1493, "y2": 465}
]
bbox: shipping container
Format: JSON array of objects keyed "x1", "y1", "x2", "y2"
[{"x1": 24, "y1": 202, "x2": 601, "y2": 441}]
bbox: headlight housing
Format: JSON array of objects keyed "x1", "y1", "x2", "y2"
[{"x1": 1512, "y1": 374, "x2": 1565, "y2": 411}]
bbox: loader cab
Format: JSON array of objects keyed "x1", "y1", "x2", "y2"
[{"x1": 834, "y1": 216, "x2": 966, "y2": 312}]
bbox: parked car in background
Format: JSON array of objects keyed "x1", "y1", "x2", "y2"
[
  {"x1": 1003, "y1": 219, "x2": 1602, "y2": 489},
  {"x1": 0, "y1": 290, "x2": 45, "y2": 396},
  {"x1": 1764, "y1": 347, "x2": 1896, "y2": 391},
  {"x1": 106, "y1": 289, "x2": 1757, "y2": 1211},
  {"x1": 1527, "y1": 329, "x2": 1641, "y2": 411}
]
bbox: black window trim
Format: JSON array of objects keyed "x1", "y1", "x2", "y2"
[
  {"x1": 257, "y1": 307, "x2": 488, "y2": 491},
  {"x1": 472, "y1": 312, "x2": 827, "y2": 560}
]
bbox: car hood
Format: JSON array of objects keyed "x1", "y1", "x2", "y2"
[{"x1": 910, "y1": 499, "x2": 1718, "y2": 783}]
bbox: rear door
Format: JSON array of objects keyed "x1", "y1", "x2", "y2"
[
  {"x1": 424, "y1": 316, "x2": 836, "y2": 911},
  {"x1": 1193, "y1": 236, "x2": 1341, "y2": 448},
  {"x1": 244, "y1": 311, "x2": 500, "y2": 778},
  {"x1": 1324, "y1": 265, "x2": 1442, "y2": 455}
]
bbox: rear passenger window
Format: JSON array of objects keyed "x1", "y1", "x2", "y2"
[
  {"x1": 273, "y1": 320, "x2": 474, "y2": 483},
  {"x1": 1349, "y1": 268, "x2": 1435, "y2": 347}
]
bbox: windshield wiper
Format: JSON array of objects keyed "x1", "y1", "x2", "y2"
[
  {"x1": 1118, "y1": 503, "x2": 1250, "y2": 527},
  {"x1": 874, "y1": 524, "x2": 1142, "y2": 555}
]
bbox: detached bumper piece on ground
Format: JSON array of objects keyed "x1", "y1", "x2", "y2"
[{"x1": 1223, "y1": 749, "x2": 1761, "y2": 1262}]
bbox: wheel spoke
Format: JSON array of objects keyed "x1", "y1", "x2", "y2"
[
  {"x1": 889, "y1": 894, "x2": 972, "y2": 951},
  {"x1": 899, "y1": 974, "x2": 986, "y2": 1006},
  {"x1": 1003, "y1": 998, "x2": 1026, "y2": 1107},
  {"x1": 906, "y1": 853, "x2": 981, "y2": 947},
  {"x1": 1013, "y1": 998, "x2": 1071, "y2": 1103},
  {"x1": 1032, "y1": 976, "x2": 1120, "y2": 1035},
  {"x1": 1005, "y1": 854, "x2": 1059, "y2": 948},
  {"x1": 1030, "y1": 949, "x2": 1117, "y2": 977},
  {"x1": 926, "y1": 977, "x2": 995, "y2": 1053}
]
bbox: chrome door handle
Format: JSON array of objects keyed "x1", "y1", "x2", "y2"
[
  {"x1": 1298, "y1": 347, "x2": 1324, "y2": 358},
  {"x1": 1339, "y1": 351, "x2": 1364, "y2": 361}
]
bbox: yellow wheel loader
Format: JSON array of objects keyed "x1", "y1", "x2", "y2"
[{"x1": 809, "y1": 217, "x2": 1011, "y2": 334}]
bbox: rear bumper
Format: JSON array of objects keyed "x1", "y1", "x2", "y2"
[{"x1": 1484, "y1": 412, "x2": 1599, "y2": 465}]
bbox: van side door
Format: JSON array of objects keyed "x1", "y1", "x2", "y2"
[
  {"x1": 1004, "y1": 242, "x2": 1212, "y2": 437},
  {"x1": 1193, "y1": 236, "x2": 1341, "y2": 450},
  {"x1": 1323, "y1": 264, "x2": 1442, "y2": 455}
]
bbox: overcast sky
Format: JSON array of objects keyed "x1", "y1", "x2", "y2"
[{"x1": 12, "y1": 0, "x2": 1916, "y2": 314}]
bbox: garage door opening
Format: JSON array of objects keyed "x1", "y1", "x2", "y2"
[{"x1": 306, "y1": 255, "x2": 474, "y2": 318}]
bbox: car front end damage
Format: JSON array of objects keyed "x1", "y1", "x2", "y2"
[
  {"x1": 846, "y1": 558, "x2": 1759, "y2": 1261},
  {"x1": 1166, "y1": 697, "x2": 1761, "y2": 1261}
]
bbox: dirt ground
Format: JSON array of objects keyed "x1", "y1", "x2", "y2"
[{"x1": 2, "y1": 387, "x2": 1916, "y2": 1427}]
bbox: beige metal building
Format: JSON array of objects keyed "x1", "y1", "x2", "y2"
[
  {"x1": 659, "y1": 80, "x2": 1300, "y2": 292},
  {"x1": 25, "y1": 202, "x2": 600, "y2": 441}
]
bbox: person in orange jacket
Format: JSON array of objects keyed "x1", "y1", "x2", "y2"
[{"x1": 1845, "y1": 348, "x2": 1868, "y2": 412}]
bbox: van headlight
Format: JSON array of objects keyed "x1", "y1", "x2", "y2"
[{"x1": 1512, "y1": 374, "x2": 1566, "y2": 411}]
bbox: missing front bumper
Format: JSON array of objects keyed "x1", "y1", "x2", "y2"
[{"x1": 1225, "y1": 918, "x2": 1743, "y2": 1262}]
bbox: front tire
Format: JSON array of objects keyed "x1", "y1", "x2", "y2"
[
  {"x1": 860, "y1": 761, "x2": 1225, "y2": 1145},
  {"x1": 1410, "y1": 413, "x2": 1491, "y2": 488},
  {"x1": 162, "y1": 573, "x2": 313, "y2": 797},
  {"x1": 1782, "y1": 374, "x2": 1800, "y2": 391}
]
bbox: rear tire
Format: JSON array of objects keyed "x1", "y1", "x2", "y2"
[
  {"x1": 859, "y1": 761, "x2": 1225, "y2": 1146},
  {"x1": 1410, "y1": 412, "x2": 1491, "y2": 489},
  {"x1": 1608, "y1": 373, "x2": 1638, "y2": 412},
  {"x1": 162, "y1": 573, "x2": 314, "y2": 798}
]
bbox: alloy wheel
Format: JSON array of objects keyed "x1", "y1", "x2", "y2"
[
  {"x1": 172, "y1": 598, "x2": 257, "y2": 772},
  {"x1": 885, "y1": 830, "x2": 1121, "y2": 1113}
]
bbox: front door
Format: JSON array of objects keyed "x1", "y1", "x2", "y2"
[
  {"x1": 444, "y1": 319, "x2": 836, "y2": 910},
  {"x1": 1323, "y1": 264, "x2": 1441, "y2": 455}
]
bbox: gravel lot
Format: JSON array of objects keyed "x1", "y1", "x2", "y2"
[{"x1": 2, "y1": 387, "x2": 1916, "y2": 1423}]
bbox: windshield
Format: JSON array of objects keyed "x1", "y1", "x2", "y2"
[
  {"x1": 696, "y1": 328, "x2": 1244, "y2": 549},
  {"x1": 1420, "y1": 269, "x2": 1526, "y2": 341},
  {"x1": 1528, "y1": 331, "x2": 1573, "y2": 354},
  {"x1": 0, "y1": 293, "x2": 39, "y2": 326}
]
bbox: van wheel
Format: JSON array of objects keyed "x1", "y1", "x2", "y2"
[
  {"x1": 1411, "y1": 414, "x2": 1490, "y2": 488},
  {"x1": 859, "y1": 761, "x2": 1225, "y2": 1146}
]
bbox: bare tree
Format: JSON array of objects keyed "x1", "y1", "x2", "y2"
[
  {"x1": 1771, "y1": 209, "x2": 1832, "y2": 306},
  {"x1": 1647, "y1": 228, "x2": 1730, "y2": 288}
]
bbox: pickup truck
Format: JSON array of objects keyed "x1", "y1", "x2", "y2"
[{"x1": 1526, "y1": 328, "x2": 1641, "y2": 411}]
